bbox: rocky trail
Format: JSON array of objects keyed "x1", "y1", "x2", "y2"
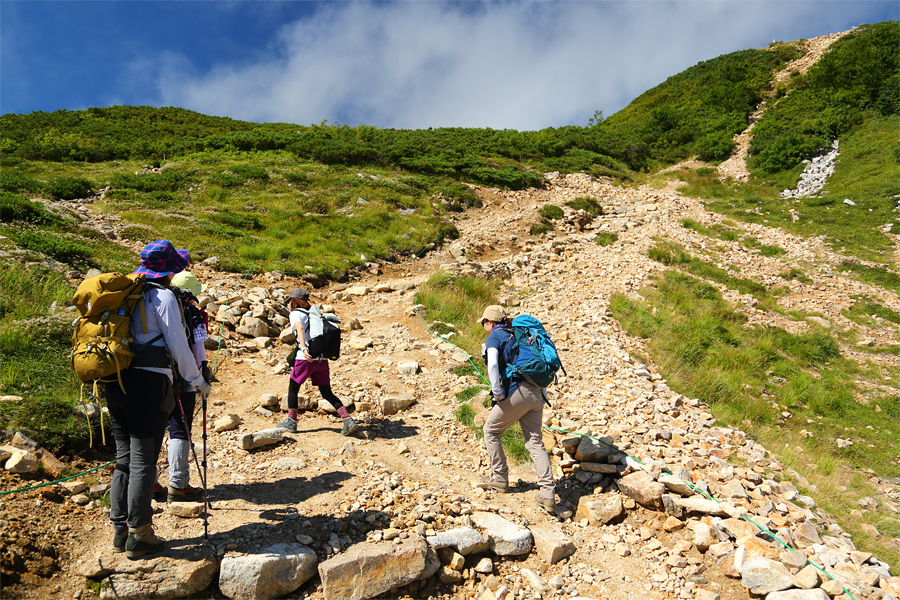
[{"x1": 1, "y1": 163, "x2": 899, "y2": 600}]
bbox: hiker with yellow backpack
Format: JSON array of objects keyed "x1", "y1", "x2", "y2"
[{"x1": 91, "y1": 241, "x2": 210, "y2": 558}]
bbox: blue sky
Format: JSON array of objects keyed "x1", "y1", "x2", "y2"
[{"x1": 1, "y1": 1, "x2": 897, "y2": 130}]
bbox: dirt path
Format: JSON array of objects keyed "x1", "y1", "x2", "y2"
[{"x1": 2, "y1": 168, "x2": 898, "y2": 600}]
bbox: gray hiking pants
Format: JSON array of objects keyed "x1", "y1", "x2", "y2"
[
  {"x1": 106, "y1": 369, "x2": 170, "y2": 530},
  {"x1": 110, "y1": 434, "x2": 164, "y2": 529},
  {"x1": 483, "y1": 382, "x2": 555, "y2": 499}
]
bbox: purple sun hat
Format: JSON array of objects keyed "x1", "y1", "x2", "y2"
[
  {"x1": 177, "y1": 249, "x2": 191, "y2": 264},
  {"x1": 132, "y1": 240, "x2": 189, "y2": 279}
]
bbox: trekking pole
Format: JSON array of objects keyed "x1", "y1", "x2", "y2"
[
  {"x1": 173, "y1": 393, "x2": 209, "y2": 541},
  {"x1": 200, "y1": 388, "x2": 209, "y2": 541}
]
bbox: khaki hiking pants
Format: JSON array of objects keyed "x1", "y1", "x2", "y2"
[{"x1": 483, "y1": 382, "x2": 555, "y2": 499}]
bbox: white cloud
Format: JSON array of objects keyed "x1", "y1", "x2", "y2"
[{"x1": 151, "y1": 1, "x2": 886, "y2": 130}]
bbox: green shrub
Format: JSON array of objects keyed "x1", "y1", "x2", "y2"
[
  {"x1": 565, "y1": 196, "x2": 603, "y2": 216},
  {"x1": 530, "y1": 222, "x2": 553, "y2": 235},
  {"x1": 284, "y1": 171, "x2": 309, "y2": 185},
  {"x1": 0, "y1": 171, "x2": 42, "y2": 194},
  {"x1": 230, "y1": 165, "x2": 269, "y2": 180},
  {"x1": 647, "y1": 241, "x2": 690, "y2": 265},
  {"x1": 207, "y1": 172, "x2": 245, "y2": 188},
  {"x1": 595, "y1": 232, "x2": 619, "y2": 246},
  {"x1": 299, "y1": 197, "x2": 330, "y2": 215},
  {"x1": 110, "y1": 171, "x2": 184, "y2": 192},
  {"x1": 779, "y1": 268, "x2": 812, "y2": 284},
  {"x1": 0, "y1": 192, "x2": 61, "y2": 225},
  {"x1": 15, "y1": 231, "x2": 94, "y2": 265},
  {"x1": 207, "y1": 212, "x2": 264, "y2": 231},
  {"x1": 440, "y1": 183, "x2": 481, "y2": 212},
  {"x1": 438, "y1": 222, "x2": 460, "y2": 241},
  {"x1": 539, "y1": 204, "x2": 564, "y2": 220},
  {"x1": 148, "y1": 190, "x2": 178, "y2": 203},
  {"x1": 46, "y1": 176, "x2": 93, "y2": 200}
]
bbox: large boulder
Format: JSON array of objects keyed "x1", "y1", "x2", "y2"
[
  {"x1": 616, "y1": 471, "x2": 664, "y2": 510},
  {"x1": 219, "y1": 544, "x2": 318, "y2": 600},
  {"x1": 236, "y1": 316, "x2": 270, "y2": 338},
  {"x1": 529, "y1": 525, "x2": 575, "y2": 564},
  {"x1": 574, "y1": 494, "x2": 623, "y2": 526},
  {"x1": 471, "y1": 512, "x2": 533, "y2": 556},
  {"x1": 80, "y1": 548, "x2": 218, "y2": 600},
  {"x1": 318, "y1": 538, "x2": 427, "y2": 600},
  {"x1": 426, "y1": 528, "x2": 490, "y2": 556}
]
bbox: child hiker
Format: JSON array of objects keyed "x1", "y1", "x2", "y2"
[
  {"x1": 167, "y1": 266, "x2": 210, "y2": 501},
  {"x1": 278, "y1": 288, "x2": 358, "y2": 436}
]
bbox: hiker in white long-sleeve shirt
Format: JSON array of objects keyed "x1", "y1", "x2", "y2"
[{"x1": 104, "y1": 240, "x2": 210, "y2": 559}]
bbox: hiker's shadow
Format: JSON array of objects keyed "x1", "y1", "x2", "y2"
[
  {"x1": 289, "y1": 417, "x2": 418, "y2": 440},
  {"x1": 209, "y1": 472, "x2": 352, "y2": 505},
  {"x1": 556, "y1": 472, "x2": 618, "y2": 505},
  {"x1": 167, "y1": 508, "x2": 393, "y2": 555},
  {"x1": 357, "y1": 417, "x2": 418, "y2": 440}
]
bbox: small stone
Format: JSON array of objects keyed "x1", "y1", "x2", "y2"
[
  {"x1": 473, "y1": 557, "x2": 493, "y2": 573},
  {"x1": 168, "y1": 502, "x2": 204, "y2": 518}
]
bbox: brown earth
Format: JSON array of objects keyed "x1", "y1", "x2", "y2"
[{"x1": 1, "y1": 167, "x2": 898, "y2": 600}]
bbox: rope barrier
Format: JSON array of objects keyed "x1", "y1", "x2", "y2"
[
  {"x1": 411, "y1": 293, "x2": 858, "y2": 600},
  {"x1": 0, "y1": 459, "x2": 115, "y2": 496}
]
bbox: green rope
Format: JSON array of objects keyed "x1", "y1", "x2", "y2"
[
  {"x1": 412, "y1": 299, "x2": 490, "y2": 386},
  {"x1": 415, "y1": 235, "x2": 443, "y2": 259},
  {"x1": 0, "y1": 459, "x2": 115, "y2": 496}
]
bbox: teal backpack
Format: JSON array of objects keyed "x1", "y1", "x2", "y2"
[{"x1": 502, "y1": 315, "x2": 567, "y2": 396}]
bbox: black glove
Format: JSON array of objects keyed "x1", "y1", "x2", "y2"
[{"x1": 201, "y1": 361, "x2": 212, "y2": 383}]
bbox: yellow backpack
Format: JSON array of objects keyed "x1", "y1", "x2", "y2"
[{"x1": 71, "y1": 272, "x2": 151, "y2": 393}]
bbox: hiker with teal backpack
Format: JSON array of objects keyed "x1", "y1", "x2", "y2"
[
  {"x1": 277, "y1": 288, "x2": 358, "y2": 436},
  {"x1": 475, "y1": 305, "x2": 557, "y2": 513},
  {"x1": 104, "y1": 241, "x2": 211, "y2": 558}
]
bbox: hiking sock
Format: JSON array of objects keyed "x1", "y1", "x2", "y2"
[
  {"x1": 288, "y1": 408, "x2": 298, "y2": 420},
  {"x1": 337, "y1": 406, "x2": 350, "y2": 419}
]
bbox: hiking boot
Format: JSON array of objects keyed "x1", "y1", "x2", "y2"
[
  {"x1": 153, "y1": 483, "x2": 167, "y2": 502},
  {"x1": 277, "y1": 417, "x2": 298, "y2": 433},
  {"x1": 112, "y1": 528, "x2": 128, "y2": 553},
  {"x1": 536, "y1": 495, "x2": 556, "y2": 513},
  {"x1": 167, "y1": 484, "x2": 203, "y2": 502},
  {"x1": 475, "y1": 475, "x2": 509, "y2": 494},
  {"x1": 125, "y1": 523, "x2": 166, "y2": 559},
  {"x1": 341, "y1": 417, "x2": 359, "y2": 437}
]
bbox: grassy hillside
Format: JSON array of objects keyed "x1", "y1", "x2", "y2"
[
  {"x1": 592, "y1": 44, "x2": 803, "y2": 168},
  {"x1": 1, "y1": 22, "x2": 897, "y2": 458},
  {"x1": 749, "y1": 21, "x2": 899, "y2": 175}
]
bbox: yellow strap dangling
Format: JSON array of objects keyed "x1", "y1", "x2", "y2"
[{"x1": 81, "y1": 383, "x2": 93, "y2": 448}]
